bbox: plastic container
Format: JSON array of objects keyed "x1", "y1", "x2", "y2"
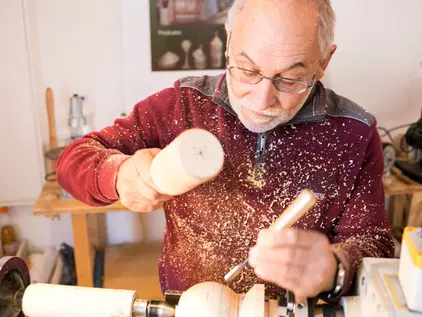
[
  {"x1": 0, "y1": 207, "x2": 19, "y2": 256},
  {"x1": 398, "y1": 226, "x2": 422, "y2": 313}
]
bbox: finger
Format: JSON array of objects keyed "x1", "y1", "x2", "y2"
[
  {"x1": 132, "y1": 173, "x2": 163, "y2": 203},
  {"x1": 249, "y1": 245, "x2": 308, "y2": 268},
  {"x1": 120, "y1": 196, "x2": 150, "y2": 213},
  {"x1": 134, "y1": 149, "x2": 172, "y2": 200},
  {"x1": 134, "y1": 148, "x2": 159, "y2": 186},
  {"x1": 130, "y1": 202, "x2": 154, "y2": 213},
  {"x1": 118, "y1": 178, "x2": 157, "y2": 205},
  {"x1": 154, "y1": 200, "x2": 165, "y2": 210},
  {"x1": 300, "y1": 256, "x2": 335, "y2": 297},
  {"x1": 257, "y1": 228, "x2": 307, "y2": 248},
  {"x1": 295, "y1": 296, "x2": 307, "y2": 305},
  {"x1": 253, "y1": 261, "x2": 304, "y2": 292}
]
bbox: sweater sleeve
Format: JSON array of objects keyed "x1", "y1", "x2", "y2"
[
  {"x1": 321, "y1": 125, "x2": 395, "y2": 301},
  {"x1": 56, "y1": 87, "x2": 176, "y2": 206}
]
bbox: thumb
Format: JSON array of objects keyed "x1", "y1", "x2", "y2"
[
  {"x1": 295, "y1": 295, "x2": 307, "y2": 306},
  {"x1": 134, "y1": 148, "x2": 162, "y2": 189}
]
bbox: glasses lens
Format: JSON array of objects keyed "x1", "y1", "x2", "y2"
[
  {"x1": 274, "y1": 78, "x2": 308, "y2": 93},
  {"x1": 229, "y1": 68, "x2": 262, "y2": 84}
]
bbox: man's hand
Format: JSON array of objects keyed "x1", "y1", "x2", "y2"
[
  {"x1": 116, "y1": 148, "x2": 172, "y2": 212},
  {"x1": 248, "y1": 228, "x2": 337, "y2": 303}
]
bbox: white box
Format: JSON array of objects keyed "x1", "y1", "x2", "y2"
[{"x1": 398, "y1": 227, "x2": 422, "y2": 313}]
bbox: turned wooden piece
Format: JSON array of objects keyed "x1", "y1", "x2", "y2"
[
  {"x1": 150, "y1": 129, "x2": 225, "y2": 196},
  {"x1": 175, "y1": 282, "x2": 266, "y2": 317}
]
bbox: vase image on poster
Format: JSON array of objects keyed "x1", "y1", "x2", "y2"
[
  {"x1": 150, "y1": 0, "x2": 233, "y2": 71},
  {"x1": 192, "y1": 44, "x2": 207, "y2": 69},
  {"x1": 181, "y1": 39, "x2": 192, "y2": 69},
  {"x1": 210, "y1": 31, "x2": 223, "y2": 68},
  {"x1": 157, "y1": 51, "x2": 180, "y2": 69}
]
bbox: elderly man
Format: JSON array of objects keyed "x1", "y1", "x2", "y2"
[{"x1": 57, "y1": 0, "x2": 394, "y2": 303}]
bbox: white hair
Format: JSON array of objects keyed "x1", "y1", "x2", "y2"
[{"x1": 226, "y1": 0, "x2": 336, "y2": 57}]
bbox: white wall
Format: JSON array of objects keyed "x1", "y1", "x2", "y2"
[
  {"x1": 8, "y1": 206, "x2": 74, "y2": 252},
  {"x1": 325, "y1": 0, "x2": 422, "y2": 130},
  {"x1": 0, "y1": 0, "x2": 45, "y2": 207},
  {"x1": 8, "y1": 0, "x2": 422, "y2": 250}
]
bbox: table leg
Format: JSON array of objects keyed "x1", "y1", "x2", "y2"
[
  {"x1": 87, "y1": 213, "x2": 108, "y2": 251},
  {"x1": 391, "y1": 195, "x2": 409, "y2": 229},
  {"x1": 71, "y1": 213, "x2": 94, "y2": 287},
  {"x1": 407, "y1": 192, "x2": 422, "y2": 227}
]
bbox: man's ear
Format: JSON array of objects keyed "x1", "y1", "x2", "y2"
[
  {"x1": 323, "y1": 44, "x2": 337, "y2": 69},
  {"x1": 225, "y1": 21, "x2": 229, "y2": 34},
  {"x1": 318, "y1": 44, "x2": 337, "y2": 79},
  {"x1": 224, "y1": 24, "x2": 231, "y2": 58}
]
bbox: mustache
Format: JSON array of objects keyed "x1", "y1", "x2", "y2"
[{"x1": 234, "y1": 100, "x2": 288, "y2": 117}]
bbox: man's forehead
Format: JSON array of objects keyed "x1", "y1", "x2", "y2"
[
  {"x1": 231, "y1": 31, "x2": 319, "y2": 67},
  {"x1": 229, "y1": 35, "x2": 322, "y2": 76},
  {"x1": 231, "y1": 1, "x2": 320, "y2": 68},
  {"x1": 235, "y1": 0, "x2": 320, "y2": 35}
]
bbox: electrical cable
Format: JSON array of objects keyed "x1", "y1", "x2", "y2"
[{"x1": 377, "y1": 122, "x2": 416, "y2": 154}]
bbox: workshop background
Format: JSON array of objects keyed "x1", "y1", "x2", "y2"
[{"x1": 1, "y1": 0, "x2": 422, "y2": 290}]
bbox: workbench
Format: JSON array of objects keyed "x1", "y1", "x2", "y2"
[
  {"x1": 33, "y1": 181, "x2": 164, "y2": 300},
  {"x1": 33, "y1": 172, "x2": 422, "y2": 300},
  {"x1": 384, "y1": 167, "x2": 422, "y2": 235}
]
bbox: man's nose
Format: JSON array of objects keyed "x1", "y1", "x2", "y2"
[{"x1": 251, "y1": 79, "x2": 277, "y2": 111}]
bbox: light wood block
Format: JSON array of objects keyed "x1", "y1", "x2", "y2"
[
  {"x1": 175, "y1": 282, "x2": 268, "y2": 317},
  {"x1": 239, "y1": 284, "x2": 265, "y2": 317}
]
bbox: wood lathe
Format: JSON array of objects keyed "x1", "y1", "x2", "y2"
[
  {"x1": 0, "y1": 256, "x2": 174, "y2": 317},
  {"x1": 1, "y1": 227, "x2": 421, "y2": 317}
]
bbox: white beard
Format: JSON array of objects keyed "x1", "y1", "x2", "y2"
[{"x1": 226, "y1": 74, "x2": 313, "y2": 133}]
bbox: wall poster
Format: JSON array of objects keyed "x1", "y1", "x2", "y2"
[{"x1": 150, "y1": 0, "x2": 233, "y2": 71}]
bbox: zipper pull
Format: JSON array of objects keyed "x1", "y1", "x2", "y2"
[
  {"x1": 254, "y1": 133, "x2": 267, "y2": 166},
  {"x1": 252, "y1": 133, "x2": 268, "y2": 184}
]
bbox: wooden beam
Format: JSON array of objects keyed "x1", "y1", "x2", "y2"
[
  {"x1": 87, "y1": 213, "x2": 108, "y2": 251},
  {"x1": 71, "y1": 213, "x2": 94, "y2": 287}
]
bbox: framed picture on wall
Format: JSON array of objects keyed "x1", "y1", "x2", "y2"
[{"x1": 150, "y1": 0, "x2": 233, "y2": 71}]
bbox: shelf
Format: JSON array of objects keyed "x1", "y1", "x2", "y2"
[{"x1": 34, "y1": 181, "x2": 127, "y2": 216}]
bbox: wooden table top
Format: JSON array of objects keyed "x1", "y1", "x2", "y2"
[
  {"x1": 34, "y1": 169, "x2": 422, "y2": 217},
  {"x1": 384, "y1": 167, "x2": 422, "y2": 196},
  {"x1": 34, "y1": 181, "x2": 126, "y2": 216}
]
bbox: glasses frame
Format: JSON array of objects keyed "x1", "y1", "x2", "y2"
[{"x1": 225, "y1": 33, "x2": 322, "y2": 94}]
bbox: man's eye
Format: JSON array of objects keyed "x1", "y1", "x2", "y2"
[
  {"x1": 242, "y1": 70, "x2": 258, "y2": 77},
  {"x1": 279, "y1": 78, "x2": 296, "y2": 86}
]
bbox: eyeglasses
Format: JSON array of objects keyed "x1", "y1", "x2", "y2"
[
  {"x1": 225, "y1": 33, "x2": 321, "y2": 94},
  {"x1": 226, "y1": 63, "x2": 320, "y2": 94}
]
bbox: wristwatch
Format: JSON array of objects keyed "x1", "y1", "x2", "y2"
[{"x1": 326, "y1": 258, "x2": 346, "y2": 299}]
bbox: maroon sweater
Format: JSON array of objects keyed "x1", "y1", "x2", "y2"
[{"x1": 57, "y1": 74, "x2": 394, "y2": 298}]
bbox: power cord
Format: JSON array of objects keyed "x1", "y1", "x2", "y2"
[{"x1": 377, "y1": 122, "x2": 416, "y2": 154}]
